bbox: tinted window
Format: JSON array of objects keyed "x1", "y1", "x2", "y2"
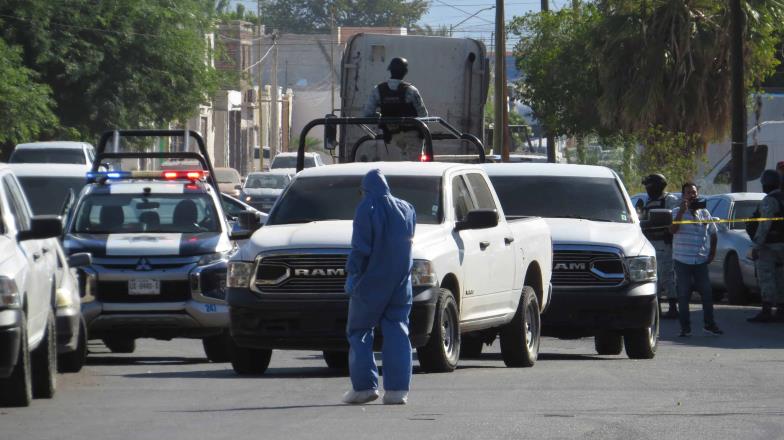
[
  {"x1": 489, "y1": 175, "x2": 632, "y2": 223},
  {"x1": 10, "y1": 148, "x2": 86, "y2": 164},
  {"x1": 17, "y1": 177, "x2": 86, "y2": 216},
  {"x1": 452, "y1": 176, "x2": 475, "y2": 221},
  {"x1": 731, "y1": 200, "x2": 761, "y2": 230},
  {"x1": 268, "y1": 176, "x2": 442, "y2": 225},
  {"x1": 245, "y1": 174, "x2": 289, "y2": 189},
  {"x1": 73, "y1": 193, "x2": 219, "y2": 233},
  {"x1": 271, "y1": 156, "x2": 315, "y2": 169},
  {"x1": 3, "y1": 176, "x2": 31, "y2": 231},
  {"x1": 465, "y1": 173, "x2": 497, "y2": 211}
]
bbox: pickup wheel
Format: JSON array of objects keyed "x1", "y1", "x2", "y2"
[
  {"x1": 230, "y1": 343, "x2": 272, "y2": 375},
  {"x1": 323, "y1": 351, "x2": 349, "y2": 371},
  {"x1": 725, "y1": 253, "x2": 750, "y2": 305},
  {"x1": 0, "y1": 313, "x2": 32, "y2": 407},
  {"x1": 203, "y1": 331, "x2": 232, "y2": 363},
  {"x1": 499, "y1": 286, "x2": 540, "y2": 367},
  {"x1": 459, "y1": 332, "x2": 484, "y2": 359},
  {"x1": 59, "y1": 318, "x2": 87, "y2": 373},
  {"x1": 103, "y1": 337, "x2": 136, "y2": 354},
  {"x1": 32, "y1": 309, "x2": 57, "y2": 399},
  {"x1": 594, "y1": 331, "x2": 623, "y2": 355},
  {"x1": 416, "y1": 288, "x2": 459, "y2": 373},
  {"x1": 623, "y1": 302, "x2": 659, "y2": 359}
]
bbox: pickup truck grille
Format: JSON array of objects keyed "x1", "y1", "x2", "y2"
[
  {"x1": 552, "y1": 249, "x2": 625, "y2": 288},
  {"x1": 253, "y1": 253, "x2": 348, "y2": 295},
  {"x1": 96, "y1": 281, "x2": 191, "y2": 302}
]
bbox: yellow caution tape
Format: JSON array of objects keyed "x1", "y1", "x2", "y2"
[{"x1": 672, "y1": 217, "x2": 784, "y2": 225}]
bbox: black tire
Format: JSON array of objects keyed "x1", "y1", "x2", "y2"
[
  {"x1": 416, "y1": 288, "x2": 460, "y2": 373},
  {"x1": 32, "y1": 310, "x2": 57, "y2": 399},
  {"x1": 323, "y1": 350, "x2": 349, "y2": 370},
  {"x1": 103, "y1": 337, "x2": 136, "y2": 354},
  {"x1": 58, "y1": 318, "x2": 87, "y2": 373},
  {"x1": 499, "y1": 286, "x2": 540, "y2": 367},
  {"x1": 202, "y1": 332, "x2": 232, "y2": 363},
  {"x1": 594, "y1": 331, "x2": 623, "y2": 355},
  {"x1": 0, "y1": 314, "x2": 32, "y2": 407},
  {"x1": 229, "y1": 341, "x2": 272, "y2": 375},
  {"x1": 624, "y1": 301, "x2": 659, "y2": 360},
  {"x1": 459, "y1": 332, "x2": 484, "y2": 359},
  {"x1": 725, "y1": 253, "x2": 750, "y2": 305}
]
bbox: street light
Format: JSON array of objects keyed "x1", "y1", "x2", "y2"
[{"x1": 450, "y1": 5, "x2": 496, "y2": 36}]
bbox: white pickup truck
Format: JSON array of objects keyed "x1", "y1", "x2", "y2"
[{"x1": 226, "y1": 162, "x2": 552, "y2": 374}]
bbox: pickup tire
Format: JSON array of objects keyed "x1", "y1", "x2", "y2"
[
  {"x1": 416, "y1": 288, "x2": 459, "y2": 373},
  {"x1": 323, "y1": 351, "x2": 349, "y2": 371},
  {"x1": 230, "y1": 344, "x2": 272, "y2": 375},
  {"x1": 203, "y1": 332, "x2": 232, "y2": 363},
  {"x1": 59, "y1": 318, "x2": 87, "y2": 373},
  {"x1": 459, "y1": 333, "x2": 484, "y2": 359},
  {"x1": 499, "y1": 286, "x2": 540, "y2": 367},
  {"x1": 623, "y1": 303, "x2": 659, "y2": 359},
  {"x1": 32, "y1": 309, "x2": 57, "y2": 399},
  {"x1": 103, "y1": 337, "x2": 136, "y2": 354},
  {"x1": 594, "y1": 331, "x2": 623, "y2": 355},
  {"x1": 0, "y1": 313, "x2": 32, "y2": 407},
  {"x1": 725, "y1": 253, "x2": 750, "y2": 305}
]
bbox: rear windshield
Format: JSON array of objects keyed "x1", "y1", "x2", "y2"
[
  {"x1": 10, "y1": 149, "x2": 85, "y2": 164},
  {"x1": 245, "y1": 174, "x2": 289, "y2": 189},
  {"x1": 489, "y1": 175, "x2": 632, "y2": 223},
  {"x1": 17, "y1": 177, "x2": 86, "y2": 215},
  {"x1": 271, "y1": 155, "x2": 314, "y2": 169},
  {"x1": 72, "y1": 193, "x2": 219, "y2": 234},
  {"x1": 267, "y1": 175, "x2": 442, "y2": 225}
]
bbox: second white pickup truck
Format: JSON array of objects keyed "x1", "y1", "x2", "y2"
[{"x1": 227, "y1": 162, "x2": 552, "y2": 374}]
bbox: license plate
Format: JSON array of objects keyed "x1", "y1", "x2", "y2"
[{"x1": 128, "y1": 279, "x2": 160, "y2": 295}]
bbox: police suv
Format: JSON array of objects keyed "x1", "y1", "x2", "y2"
[{"x1": 62, "y1": 169, "x2": 234, "y2": 361}]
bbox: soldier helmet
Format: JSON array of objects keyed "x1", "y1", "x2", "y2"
[
  {"x1": 642, "y1": 173, "x2": 667, "y2": 187},
  {"x1": 387, "y1": 57, "x2": 408, "y2": 77},
  {"x1": 760, "y1": 169, "x2": 780, "y2": 187}
]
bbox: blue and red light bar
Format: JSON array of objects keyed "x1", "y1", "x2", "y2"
[{"x1": 87, "y1": 170, "x2": 209, "y2": 182}]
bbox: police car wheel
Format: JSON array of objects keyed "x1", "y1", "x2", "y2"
[
  {"x1": 594, "y1": 331, "x2": 623, "y2": 355},
  {"x1": 103, "y1": 337, "x2": 136, "y2": 354},
  {"x1": 202, "y1": 332, "x2": 232, "y2": 363},
  {"x1": 230, "y1": 345, "x2": 272, "y2": 375}
]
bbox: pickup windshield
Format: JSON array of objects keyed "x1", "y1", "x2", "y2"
[
  {"x1": 272, "y1": 155, "x2": 315, "y2": 169},
  {"x1": 489, "y1": 175, "x2": 632, "y2": 223},
  {"x1": 17, "y1": 176, "x2": 86, "y2": 215},
  {"x1": 72, "y1": 193, "x2": 220, "y2": 234},
  {"x1": 267, "y1": 175, "x2": 443, "y2": 225}
]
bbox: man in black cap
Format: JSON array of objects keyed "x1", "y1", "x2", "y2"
[
  {"x1": 749, "y1": 169, "x2": 784, "y2": 322},
  {"x1": 640, "y1": 173, "x2": 680, "y2": 319},
  {"x1": 362, "y1": 57, "x2": 428, "y2": 161}
]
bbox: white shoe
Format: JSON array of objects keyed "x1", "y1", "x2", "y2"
[
  {"x1": 382, "y1": 390, "x2": 408, "y2": 405},
  {"x1": 342, "y1": 389, "x2": 379, "y2": 404}
]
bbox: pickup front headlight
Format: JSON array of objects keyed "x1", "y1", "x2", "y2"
[
  {"x1": 0, "y1": 277, "x2": 20, "y2": 308},
  {"x1": 227, "y1": 261, "x2": 255, "y2": 288},
  {"x1": 198, "y1": 251, "x2": 232, "y2": 267},
  {"x1": 626, "y1": 256, "x2": 657, "y2": 283},
  {"x1": 411, "y1": 260, "x2": 438, "y2": 287}
]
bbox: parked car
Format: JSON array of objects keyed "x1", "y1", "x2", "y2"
[
  {"x1": 705, "y1": 193, "x2": 766, "y2": 304},
  {"x1": 214, "y1": 167, "x2": 242, "y2": 197},
  {"x1": 10, "y1": 164, "x2": 89, "y2": 217},
  {"x1": 253, "y1": 146, "x2": 271, "y2": 172},
  {"x1": 484, "y1": 163, "x2": 660, "y2": 359},
  {"x1": 270, "y1": 152, "x2": 324, "y2": 170},
  {"x1": 0, "y1": 165, "x2": 64, "y2": 406},
  {"x1": 9, "y1": 141, "x2": 96, "y2": 167},
  {"x1": 240, "y1": 170, "x2": 294, "y2": 212},
  {"x1": 227, "y1": 162, "x2": 553, "y2": 375}
]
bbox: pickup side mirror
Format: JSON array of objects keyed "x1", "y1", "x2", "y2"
[
  {"x1": 229, "y1": 229, "x2": 253, "y2": 241},
  {"x1": 456, "y1": 209, "x2": 499, "y2": 231},
  {"x1": 18, "y1": 216, "x2": 63, "y2": 241},
  {"x1": 67, "y1": 252, "x2": 92, "y2": 268},
  {"x1": 230, "y1": 211, "x2": 263, "y2": 241}
]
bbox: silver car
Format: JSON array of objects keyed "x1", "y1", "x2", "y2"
[{"x1": 705, "y1": 193, "x2": 765, "y2": 304}]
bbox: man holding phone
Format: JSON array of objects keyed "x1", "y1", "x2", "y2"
[{"x1": 669, "y1": 182, "x2": 723, "y2": 337}]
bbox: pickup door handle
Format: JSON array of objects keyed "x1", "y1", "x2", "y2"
[
  {"x1": 479, "y1": 241, "x2": 490, "y2": 250},
  {"x1": 32, "y1": 252, "x2": 41, "y2": 261},
  {"x1": 504, "y1": 237, "x2": 515, "y2": 245},
  {"x1": 41, "y1": 247, "x2": 49, "y2": 254}
]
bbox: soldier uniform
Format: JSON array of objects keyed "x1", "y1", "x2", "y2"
[{"x1": 750, "y1": 170, "x2": 784, "y2": 322}]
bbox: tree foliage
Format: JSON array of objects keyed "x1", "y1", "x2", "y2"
[
  {"x1": 0, "y1": 0, "x2": 219, "y2": 140},
  {"x1": 261, "y1": 0, "x2": 429, "y2": 33},
  {"x1": 0, "y1": 39, "x2": 57, "y2": 150}
]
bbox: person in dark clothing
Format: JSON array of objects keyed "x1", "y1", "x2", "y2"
[
  {"x1": 748, "y1": 170, "x2": 784, "y2": 322},
  {"x1": 342, "y1": 169, "x2": 417, "y2": 405}
]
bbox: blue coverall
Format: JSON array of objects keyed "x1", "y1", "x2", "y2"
[{"x1": 345, "y1": 169, "x2": 416, "y2": 393}]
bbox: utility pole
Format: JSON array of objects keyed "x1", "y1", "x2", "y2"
[
  {"x1": 270, "y1": 32, "x2": 280, "y2": 158},
  {"x1": 541, "y1": 0, "x2": 556, "y2": 163},
  {"x1": 730, "y1": 0, "x2": 746, "y2": 192},
  {"x1": 493, "y1": 0, "x2": 505, "y2": 161},
  {"x1": 330, "y1": 9, "x2": 336, "y2": 113}
]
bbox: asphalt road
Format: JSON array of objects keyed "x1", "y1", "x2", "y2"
[{"x1": 2, "y1": 304, "x2": 784, "y2": 440}]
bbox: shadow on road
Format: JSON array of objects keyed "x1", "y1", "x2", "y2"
[
  {"x1": 164, "y1": 403, "x2": 349, "y2": 413},
  {"x1": 87, "y1": 356, "x2": 210, "y2": 366}
]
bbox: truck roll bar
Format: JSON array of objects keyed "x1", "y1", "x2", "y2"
[
  {"x1": 94, "y1": 129, "x2": 219, "y2": 192},
  {"x1": 296, "y1": 116, "x2": 486, "y2": 172}
]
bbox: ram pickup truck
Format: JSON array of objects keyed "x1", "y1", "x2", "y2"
[
  {"x1": 484, "y1": 163, "x2": 659, "y2": 359},
  {"x1": 227, "y1": 162, "x2": 552, "y2": 374}
]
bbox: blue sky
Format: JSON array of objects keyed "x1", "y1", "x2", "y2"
[{"x1": 230, "y1": 1, "x2": 545, "y2": 49}]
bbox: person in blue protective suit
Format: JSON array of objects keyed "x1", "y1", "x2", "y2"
[{"x1": 342, "y1": 169, "x2": 416, "y2": 405}]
